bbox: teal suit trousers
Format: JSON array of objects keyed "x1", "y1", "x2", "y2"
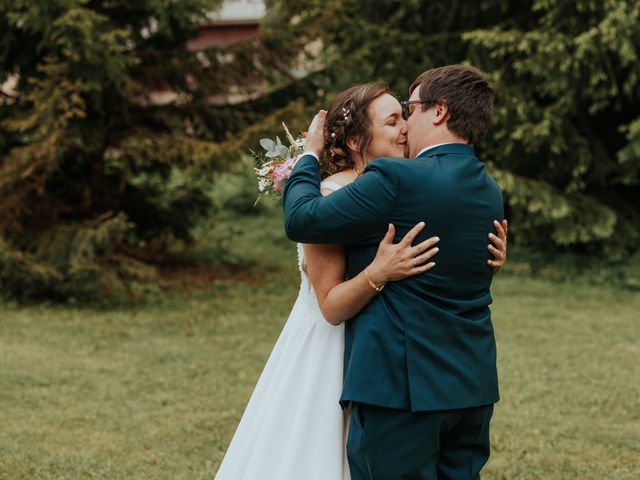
[{"x1": 347, "y1": 402, "x2": 493, "y2": 480}]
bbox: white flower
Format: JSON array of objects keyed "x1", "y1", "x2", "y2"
[
  {"x1": 258, "y1": 178, "x2": 269, "y2": 192},
  {"x1": 257, "y1": 165, "x2": 271, "y2": 176}
]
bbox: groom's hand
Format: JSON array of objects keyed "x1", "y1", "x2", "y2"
[{"x1": 303, "y1": 110, "x2": 327, "y2": 158}]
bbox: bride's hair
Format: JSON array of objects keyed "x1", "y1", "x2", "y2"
[{"x1": 323, "y1": 83, "x2": 391, "y2": 172}]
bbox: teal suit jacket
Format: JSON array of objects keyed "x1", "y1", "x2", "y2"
[{"x1": 283, "y1": 144, "x2": 503, "y2": 412}]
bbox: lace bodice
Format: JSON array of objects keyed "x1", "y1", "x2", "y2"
[
  {"x1": 295, "y1": 180, "x2": 344, "y2": 308},
  {"x1": 296, "y1": 242, "x2": 315, "y2": 300}
]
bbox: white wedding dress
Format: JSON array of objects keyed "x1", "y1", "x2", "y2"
[{"x1": 215, "y1": 181, "x2": 350, "y2": 480}]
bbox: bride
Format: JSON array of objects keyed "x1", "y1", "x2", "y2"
[{"x1": 215, "y1": 83, "x2": 507, "y2": 480}]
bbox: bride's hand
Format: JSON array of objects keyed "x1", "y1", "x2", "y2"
[
  {"x1": 368, "y1": 223, "x2": 439, "y2": 285},
  {"x1": 487, "y1": 219, "x2": 508, "y2": 272},
  {"x1": 305, "y1": 110, "x2": 326, "y2": 157}
]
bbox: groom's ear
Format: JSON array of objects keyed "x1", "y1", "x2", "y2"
[{"x1": 433, "y1": 102, "x2": 449, "y2": 126}]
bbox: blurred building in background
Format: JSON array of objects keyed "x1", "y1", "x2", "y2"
[
  {"x1": 1, "y1": 1, "x2": 267, "y2": 107},
  {"x1": 188, "y1": 0, "x2": 265, "y2": 49},
  {"x1": 0, "y1": 73, "x2": 18, "y2": 105},
  {"x1": 150, "y1": 0, "x2": 266, "y2": 105}
]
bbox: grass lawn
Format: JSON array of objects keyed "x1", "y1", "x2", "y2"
[{"x1": 1, "y1": 212, "x2": 639, "y2": 479}]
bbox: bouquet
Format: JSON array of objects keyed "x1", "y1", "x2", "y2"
[{"x1": 253, "y1": 123, "x2": 306, "y2": 205}]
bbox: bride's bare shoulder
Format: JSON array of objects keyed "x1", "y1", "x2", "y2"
[{"x1": 321, "y1": 171, "x2": 352, "y2": 195}]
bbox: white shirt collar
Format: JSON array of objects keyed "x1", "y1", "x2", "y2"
[{"x1": 415, "y1": 143, "x2": 457, "y2": 158}]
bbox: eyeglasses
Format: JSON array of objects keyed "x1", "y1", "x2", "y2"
[{"x1": 400, "y1": 100, "x2": 428, "y2": 120}]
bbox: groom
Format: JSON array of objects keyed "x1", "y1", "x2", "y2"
[{"x1": 283, "y1": 65, "x2": 503, "y2": 479}]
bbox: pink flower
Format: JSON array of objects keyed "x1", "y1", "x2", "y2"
[
  {"x1": 273, "y1": 157, "x2": 295, "y2": 181},
  {"x1": 253, "y1": 130, "x2": 305, "y2": 202}
]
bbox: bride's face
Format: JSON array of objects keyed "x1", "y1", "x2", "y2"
[{"x1": 364, "y1": 93, "x2": 408, "y2": 160}]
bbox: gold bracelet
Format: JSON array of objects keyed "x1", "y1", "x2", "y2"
[{"x1": 365, "y1": 268, "x2": 385, "y2": 292}]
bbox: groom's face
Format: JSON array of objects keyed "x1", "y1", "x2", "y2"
[{"x1": 406, "y1": 85, "x2": 433, "y2": 157}]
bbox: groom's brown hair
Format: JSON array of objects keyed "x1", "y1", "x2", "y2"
[{"x1": 409, "y1": 65, "x2": 494, "y2": 145}]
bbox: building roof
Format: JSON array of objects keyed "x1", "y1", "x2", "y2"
[{"x1": 206, "y1": 0, "x2": 265, "y2": 25}]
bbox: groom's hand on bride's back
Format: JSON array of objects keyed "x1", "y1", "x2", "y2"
[{"x1": 487, "y1": 219, "x2": 508, "y2": 273}]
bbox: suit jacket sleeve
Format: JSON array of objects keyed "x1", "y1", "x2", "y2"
[{"x1": 283, "y1": 154, "x2": 398, "y2": 245}]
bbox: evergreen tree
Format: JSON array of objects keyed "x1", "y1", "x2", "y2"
[
  {"x1": 3, "y1": 0, "x2": 638, "y2": 300},
  {"x1": 465, "y1": 0, "x2": 640, "y2": 258},
  {"x1": 262, "y1": 0, "x2": 640, "y2": 259},
  {"x1": 0, "y1": 0, "x2": 310, "y2": 301}
]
